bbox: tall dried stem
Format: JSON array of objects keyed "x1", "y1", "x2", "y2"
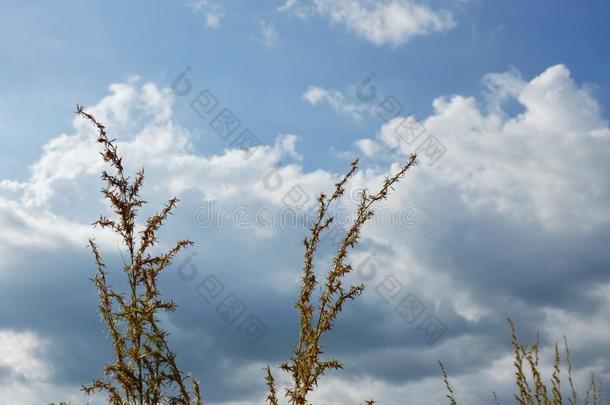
[
  {"x1": 266, "y1": 155, "x2": 418, "y2": 405},
  {"x1": 77, "y1": 106, "x2": 202, "y2": 405},
  {"x1": 441, "y1": 319, "x2": 605, "y2": 405}
]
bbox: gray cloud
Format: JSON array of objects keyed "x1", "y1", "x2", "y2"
[{"x1": 1, "y1": 66, "x2": 609, "y2": 403}]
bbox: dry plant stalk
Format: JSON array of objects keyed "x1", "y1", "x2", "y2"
[
  {"x1": 265, "y1": 155, "x2": 418, "y2": 405},
  {"x1": 76, "y1": 106, "x2": 202, "y2": 405},
  {"x1": 439, "y1": 361, "x2": 457, "y2": 405},
  {"x1": 440, "y1": 318, "x2": 604, "y2": 405}
]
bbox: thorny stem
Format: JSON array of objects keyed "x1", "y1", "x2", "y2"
[
  {"x1": 265, "y1": 154, "x2": 418, "y2": 405},
  {"x1": 439, "y1": 361, "x2": 457, "y2": 405},
  {"x1": 436, "y1": 319, "x2": 602, "y2": 405},
  {"x1": 76, "y1": 106, "x2": 202, "y2": 405}
]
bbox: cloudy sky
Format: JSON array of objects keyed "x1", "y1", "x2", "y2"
[{"x1": 1, "y1": 1, "x2": 610, "y2": 404}]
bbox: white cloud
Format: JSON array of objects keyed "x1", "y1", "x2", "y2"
[
  {"x1": 0, "y1": 330, "x2": 99, "y2": 404},
  {"x1": 0, "y1": 330, "x2": 48, "y2": 381},
  {"x1": 22, "y1": 79, "x2": 182, "y2": 208},
  {"x1": 278, "y1": 0, "x2": 298, "y2": 13},
  {"x1": 354, "y1": 138, "x2": 380, "y2": 157},
  {"x1": 282, "y1": 0, "x2": 456, "y2": 46},
  {"x1": 0, "y1": 78, "x2": 331, "y2": 262},
  {"x1": 259, "y1": 20, "x2": 279, "y2": 49},
  {"x1": 205, "y1": 12, "x2": 222, "y2": 29},
  {"x1": 2, "y1": 66, "x2": 610, "y2": 403},
  {"x1": 188, "y1": 0, "x2": 224, "y2": 29},
  {"x1": 373, "y1": 64, "x2": 610, "y2": 231},
  {"x1": 308, "y1": 375, "x2": 449, "y2": 404},
  {"x1": 543, "y1": 282, "x2": 610, "y2": 350},
  {"x1": 0, "y1": 198, "x2": 106, "y2": 253},
  {"x1": 303, "y1": 85, "x2": 370, "y2": 120},
  {"x1": 277, "y1": 0, "x2": 313, "y2": 19},
  {"x1": 0, "y1": 77, "x2": 333, "y2": 400},
  {"x1": 0, "y1": 179, "x2": 24, "y2": 193}
]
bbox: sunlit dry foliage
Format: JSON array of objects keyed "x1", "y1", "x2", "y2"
[
  {"x1": 439, "y1": 319, "x2": 604, "y2": 405},
  {"x1": 76, "y1": 106, "x2": 202, "y2": 405},
  {"x1": 265, "y1": 155, "x2": 418, "y2": 405},
  {"x1": 56, "y1": 108, "x2": 604, "y2": 405}
]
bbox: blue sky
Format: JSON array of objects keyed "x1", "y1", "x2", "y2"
[
  {"x1": 2, "y1": 0, "x2": 609, "y2": 175},
  {"x1": 1, "y1": 1, "x2": 610, "y2": 404}
]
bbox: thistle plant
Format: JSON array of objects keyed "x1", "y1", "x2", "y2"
[
  {"x1": 265, "y1": 154, "x2": 418, "y2": 405},
  {"x1": 77, "y1": 106, "x2": 202, "y2": 405},
  {"x1": 439, "y1": 319, "x2": 604, "y2": 405}
]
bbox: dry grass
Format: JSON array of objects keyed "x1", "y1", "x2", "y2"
[
  {"x1": 439, "y1": 318, "x2": 604, "y2": 405},
  {"x1": 264, "y1": 155, "x2": 418, "y2": 405},
  {"x1": 76, "y1": 106, "x2": 201, "y2": 405},
  {"x1": 58, "y1": 109, "x2": 604, "y2": 405},
  {"x1": 74, "y1": 107, "x2": 417, "y2": 404}
]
